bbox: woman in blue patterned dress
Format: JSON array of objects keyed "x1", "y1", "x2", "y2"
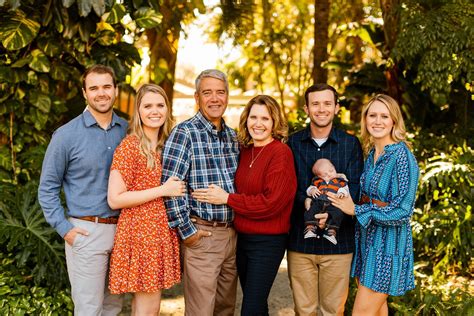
[{"x1": 329, "y1": 94, "x2": 419, "y2": 315}]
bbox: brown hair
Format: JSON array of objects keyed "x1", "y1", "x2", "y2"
[
  {"x1": 129, "y1": 84, "x2": 174, "y2": 169},
  {"x1": 237, "y1": 95, "x2": 288, "y2": 146},
  {"x1": 82, "y1": 64, "x2": 116, "y2": 90},
  {"x1": 360, "y1": 94, "x2": 409, "y2": 154},
  {"x1": 304, "y1": 83, "x2": 339, "y2": 106}
]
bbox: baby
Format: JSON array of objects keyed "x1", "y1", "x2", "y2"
[{"x1": 304, "y1": 158, "x2": 349, "y2": 244}]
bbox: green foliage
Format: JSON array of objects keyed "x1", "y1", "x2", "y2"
[
  {"x1": 389, "y1": 277, "x2": 474, "y2": 315},
  {"x1": 0, "y1": 181, "x2": 68, "y2": 288},
  {"x1": 0, "y1": 0, "x2": 166, "y2": 184},
  {"x1": 394, "y1": 0, "x2": 474, "y2": 106},
  {"x1": 0, "y1": 252, "x2": 73, "y2": 314},
  {"x1": 413, "y1": 138, "x2": 473, "y2": 277}
]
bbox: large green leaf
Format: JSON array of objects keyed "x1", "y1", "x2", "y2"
[
  {"x1": 29, "y1": 90, "x2": 51, "y2": 113},
  {"x1": 77, "y1": 0, "x2": 92, "y2": 17},
  {"x1": 106, "y1": 3, "x2": 126, "y2": 24},
  {"x1": 29, "y1": 49, "x2": 50, "y2": 73},
  {"x1": 11, "y1": 56, "x2": 32, "y2": 68},
  {"x1": 50, "y1": 62, "x2": 70, "y2": 81},
  {"x1": 37, "y1": 37, "x2": 62, "y2": 57},
  {"x1": 0, "y1": 10, "x2": 40, "y2": 50},
  {"x1": 134, "y1": 7, "x2": 162, "y2": 29},
  {"x1": 91, "y1": 0, "x2": 106, "y2": 17},
  {"x1": 152, "y1": 58, "x2": 169, "y2": 84}
]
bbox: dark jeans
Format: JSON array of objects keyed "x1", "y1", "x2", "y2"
[
  {"x1": 236, "y1": 233, "x2": 287, "y2": 316},
  {"x1": 304, "y1": 197, "x2": 344, "y2": 231}
]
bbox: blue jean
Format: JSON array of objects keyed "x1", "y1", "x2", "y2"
[{"x1": 236, "y1": 233, "x2": 287, "y2": 316}]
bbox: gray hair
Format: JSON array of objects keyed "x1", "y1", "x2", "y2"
[{"x1": 195, "y1": 69, "x2": 229, "y2": 93}]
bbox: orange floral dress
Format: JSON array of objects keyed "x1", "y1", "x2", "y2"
[{"x1": 108, "y1": 135, "x2": 181, "y2": 294}]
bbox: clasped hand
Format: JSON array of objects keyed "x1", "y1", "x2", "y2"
[
  {"x1": 327, "y1": 192, "x2": 355, "y2": 215},
  {"x1": 191, "y1": 184, "x2": 229, "y2": 205},
  {"x1": 162, "y1": 176, "x2": 186, "y2": 197}
]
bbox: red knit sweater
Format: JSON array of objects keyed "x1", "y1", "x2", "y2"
[{"x1": 227, "y1": 139, "x2": 297, "y2": 234}]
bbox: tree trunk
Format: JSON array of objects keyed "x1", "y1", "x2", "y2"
[
  {"x1": 350, "y1": 1, "x2": 364, "y2": 123},
  {"x1": 146, "y1": 1, "x2": 182, "y2": 106},
  {"x1": 380, "y1": 0, "x2": 403, "y2": 104},
  {"x1": 313, "y1": 0, "x2": 330, "y2": 84}
]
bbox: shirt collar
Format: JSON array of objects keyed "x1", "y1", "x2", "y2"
[
  {"x1": 196, "y1": 110, "x2": 229, "y2": 134},
  {"x1": 301, "y1": 125, "x2": 339, "y2": 144},
  {"x1": 82, "y1": 109, "x2": 124, "y2": 128}
]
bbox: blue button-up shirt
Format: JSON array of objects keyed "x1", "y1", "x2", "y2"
[
  {"x1": 162, "y1": 111, "x2": 239, "y2": 239},
  {"x1": 38, "y1": 110, "x2": 127, "y2": 237},
  {"x1": 288, "y1": 126, "x2": 364, "y2": 254}
]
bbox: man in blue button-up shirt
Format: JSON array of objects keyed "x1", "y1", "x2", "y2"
[
  {"x1": 38, "y1": 65, "x2": 127, "y2": 316},
  {"x1": 162, "y1": 69, "x2": 239, "y2": 316},
  {"x1": 287, "y1": 84, "x2": 364, "y2": 316}
]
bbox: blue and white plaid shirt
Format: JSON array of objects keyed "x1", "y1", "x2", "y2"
[{"x1": 162, "y1": 111, "x2": 239, "y2": 239}]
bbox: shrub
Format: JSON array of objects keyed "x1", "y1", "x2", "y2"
[
  {"x1": 0, "y1": 181, "x2": 68, "y2": 288},
  {"x1": 0, "y1": 252, "x2": 73, "y2": 315}
]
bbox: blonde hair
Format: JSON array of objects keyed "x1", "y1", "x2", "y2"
[
  {"x1": 360, "y1": 94, "x2": 408, "y2": 154},
  {"x1": 237, "y1": 95, "x2": 288, "y2": 146},
  {"x1": 129, "y1": 84, "x2": 174, "y2": 169}
]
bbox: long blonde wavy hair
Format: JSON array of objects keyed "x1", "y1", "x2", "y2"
[
  {"x1": 237, "y1": 95, "x2": 288, "y2": 146},
  {"x1": 360, "y1": 94, "x2": 409, "y2": 154},
  {"x1": 129, "y1": 84, "x2": 174, "y2": 169}
]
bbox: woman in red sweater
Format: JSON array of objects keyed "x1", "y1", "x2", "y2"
[{"x1": 192, "y1": 95, "x2": 297, "y2": 315}]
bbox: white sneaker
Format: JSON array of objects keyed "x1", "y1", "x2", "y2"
[
  {"x1": 323, "y1": 234, "x2": 337, "y2": 245},
  {"x1": 304, "y1": 230, "x2": 318, "y2": 239}
]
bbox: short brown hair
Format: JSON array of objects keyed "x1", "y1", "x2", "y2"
[
  {"x1": 82, "y1": 64, "x2": 116, "y2": 90},
  {"x1": 237, "y1": 95, "x2": 288, "y2": 146}
]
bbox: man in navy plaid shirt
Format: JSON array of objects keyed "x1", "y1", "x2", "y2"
[
  {"x1": 162, "y1": 69, "x2": 239, "y2": 316},
  {"x1": 287, "y1": 83, "x2": 364, "y2": 315}
]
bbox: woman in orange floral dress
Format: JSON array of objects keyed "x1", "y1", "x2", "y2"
[{"x1": 107, "y1": 84, "x2": 185, "y2": 315}]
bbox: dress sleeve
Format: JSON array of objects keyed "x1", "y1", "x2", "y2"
[
  {"x1": 227, "y1": 145, "x2": 297, "y2": 220},
  {"x1": 355, "y1": 148, "x2": 419, "y2": 228},
  {"x1": 111, "y1": 136, "x2": 137, "y2": 190}
]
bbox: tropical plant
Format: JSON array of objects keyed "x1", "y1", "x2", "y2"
[
  {"x1": 413, "y1": 141, "x2": 473, "y2": 277},
  {"x1": 0, "y1": 252, "x2": 73, "y2": 314},
  {"x1": 0, "y1": 181, "x2": 67, "y2": 288},
  {"x1": 0, "y1": 0, "x2": 162, "y2": 184}
]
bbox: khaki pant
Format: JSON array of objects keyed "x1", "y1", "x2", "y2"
[
  {"x1": 182, "y1": 223, "x2": 237, "y2": 316},
  {"x1": 65, "y1": 218, "x2": 123, "y2": 316},
  {"x1": 287, "y1": 251, "x2": 353, "y2": 316}
]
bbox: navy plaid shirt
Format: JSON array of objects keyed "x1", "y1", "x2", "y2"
[
  {"x1": 287, "y1": 126, "x2": 364, "y2": 254},
  {"x1": 162, "y1": 111, "x2": 239, "y2": 239}
]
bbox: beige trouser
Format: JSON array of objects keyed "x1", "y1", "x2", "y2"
[
  {"x1": 287, "y1": 251, "x2": 353, "y2": 316},
  {"x1": 65, "y1": 218, "x2": 123, "y2": 316},
  {"x1": 182, "y1": 223, "x2": 237, "y2": 316}
]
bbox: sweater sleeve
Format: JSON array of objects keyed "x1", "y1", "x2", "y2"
[{"x1": 227, "y1": 145, "x2": 297, "y2": 220}]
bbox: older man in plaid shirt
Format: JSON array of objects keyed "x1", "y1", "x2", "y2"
[{"x1": 162, "y1": 69, "x2": 239, "y2": 316}]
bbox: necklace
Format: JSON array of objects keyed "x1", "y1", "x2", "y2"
[{"x1": 249, "y1": 144, "x2": 268, "y2": 168}]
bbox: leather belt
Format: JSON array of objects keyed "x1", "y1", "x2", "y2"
[
  {"x1": 72, "y1": 216, "x2": 119, "y2": 224},
  {"x1": 190, "y1": 216, "x2": 233, "y2": 228},
  {"x1": 360, "y1": 195, "x2": 388, "y2": 207}
]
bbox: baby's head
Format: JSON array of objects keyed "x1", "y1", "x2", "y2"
[{"x1": 312, "y1": 158, "x2": 337, "y2": 182}]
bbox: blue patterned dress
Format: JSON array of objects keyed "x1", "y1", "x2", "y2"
[{"x1": 352, "y1": 142, "x2": 419, "y2": 296}]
